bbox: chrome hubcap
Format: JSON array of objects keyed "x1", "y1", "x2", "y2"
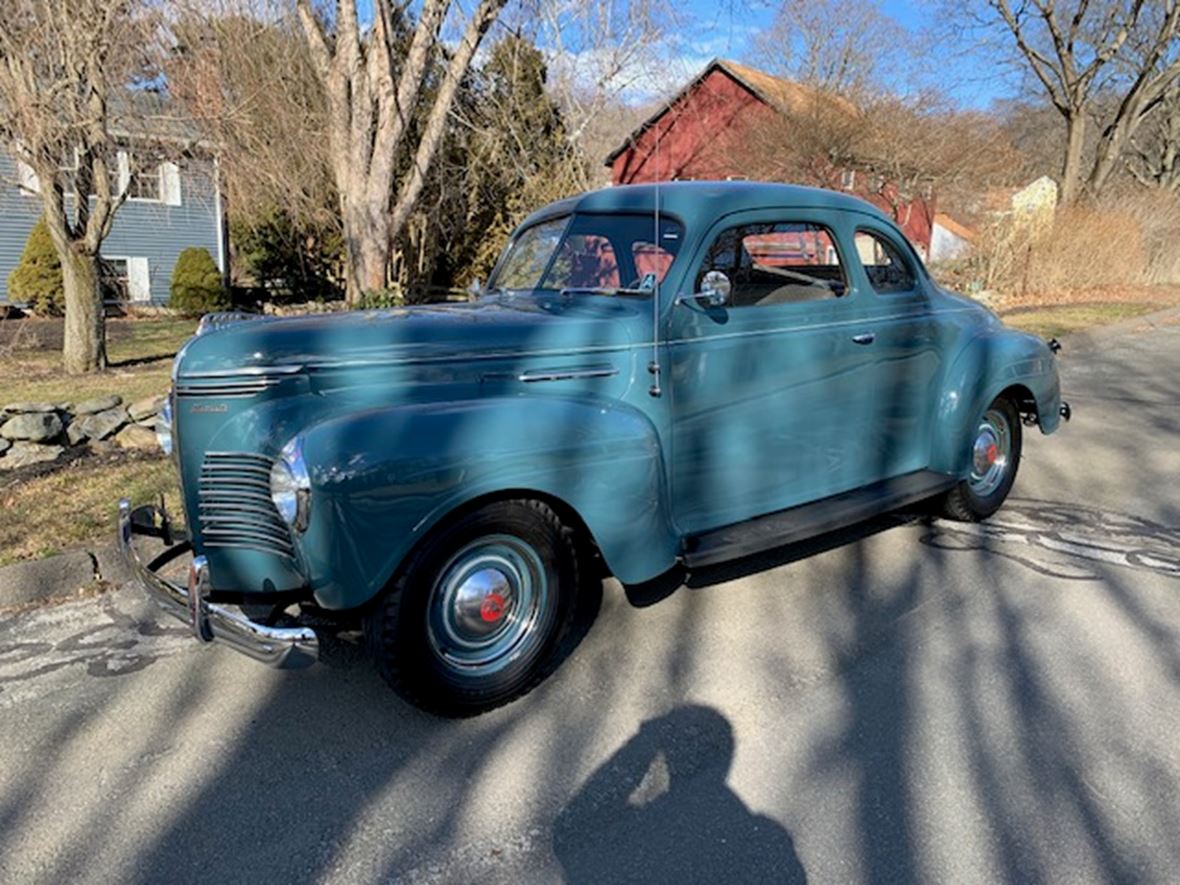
[
  {"x1": 426, "y1": 535, "x2": 548, "y2": 675},
  {"x1": 969, "y1": 408, "x2": 1011, "y2": 497}
]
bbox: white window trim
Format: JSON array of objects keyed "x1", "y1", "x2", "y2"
[
  {"x1": 126, "y1": 256, "x2": 152, "y2": 301},
  {"x1": 120, "y1": 150, "x2": 170, "y2": 204},
  {"x1": 15, "y1": 160, "x2": 39, "y2": 195},
  {"x1": 13, "y1": 148, "x2": 178, "y2": 206}
]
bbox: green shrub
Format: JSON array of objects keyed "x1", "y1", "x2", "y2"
[
  {"x1": 169, "y1": 247, "x2": 229, "y2": 316},
  {"x1": 8, "y1": 217, "x2": 64, "y2": 316},
  {"x1": 357, "y1": 287, "x2": 407, "y2": 310}
]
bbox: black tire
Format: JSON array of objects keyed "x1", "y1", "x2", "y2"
[
  {"x1": 940, "y1": 395, "x2": 1022, "y2": 522},
  {"x1": 364, "y1": 499, "x2": 580, "y2": 716}
]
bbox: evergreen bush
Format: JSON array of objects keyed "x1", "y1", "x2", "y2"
[
  {"x1": 8, "y1": 217, "x2": 64, "y2": 316},
  {"x1": 170, "y1": 247, "x2": 229, "y2": 316}
]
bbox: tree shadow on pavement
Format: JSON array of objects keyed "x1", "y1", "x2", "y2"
[{"x1": 553, "y1": 704, "x2": 807, "y2": 885}]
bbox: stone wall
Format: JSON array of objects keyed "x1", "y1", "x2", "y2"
[{"x1": 0, "y1": 393, "x2": 165, "y2": 470}]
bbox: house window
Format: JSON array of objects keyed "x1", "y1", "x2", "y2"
[
  {"x1": 101, "y1": 256, "x2": 151, "y2": 302},
  {"x1": 58, "y1": 150, "x2": 79, "y2": 190},
  {"x1": 126, "y1": 153, "x2": 161, "y2": 201},
  {"x1": 839, "y1": 169, "x2": 855, "y2": 191},
  {"x1": 100, "y1": 258, "x2": 130, "y2": 302}
]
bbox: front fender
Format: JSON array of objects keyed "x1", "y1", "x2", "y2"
[
  {"x1": 931, "y1": 328, "x2": 1062, "y2": 476},
  {"x1": 297, "y1": 394, "x2": 677, "y2": 609}
]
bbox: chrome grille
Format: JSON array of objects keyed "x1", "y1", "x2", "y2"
[{"x1": 198, "y1": 452, "x2": 294, "y2": 558}]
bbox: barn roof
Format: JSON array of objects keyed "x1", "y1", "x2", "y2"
[
  {"x1": 603, "y1": 59, "x2": 854, "y2": 166},
  {"x1": 933, "y1": 212, "x2": 977, "y2": 242}
]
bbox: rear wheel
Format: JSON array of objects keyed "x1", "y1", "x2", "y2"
[
  {"x1": 364, "y1": 499, "x2": 579, "y2": 716},
  {"x1": 940, "y1": 395, "x2": 1022, "y2": 521}
]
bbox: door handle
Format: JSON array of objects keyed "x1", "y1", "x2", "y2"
[{"x1": 851, "y1": 332, "x2": 876, "y2": 345}]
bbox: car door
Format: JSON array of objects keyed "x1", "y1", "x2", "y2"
[
  {"x1": 848, "y1": 224, "x2": 944, "y2": 479},
  {"x1": 668, "y1": 211, "x2": 885, "y2": 535}
]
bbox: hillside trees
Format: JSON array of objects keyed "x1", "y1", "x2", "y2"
[{"x1": 971, "y1": 0, "x2": 1180, "y2": 204}]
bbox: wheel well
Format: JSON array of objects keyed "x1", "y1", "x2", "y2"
[
  {"x1": 423, "y1": 489, "x2": 606, "y2": 574},
  {"x1": 998, "y1": 383, "x2": 1038, "y2": 424}
]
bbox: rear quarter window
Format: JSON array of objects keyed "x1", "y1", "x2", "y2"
[{"x1": 854, "y1": 229, "x2": 917, "y2": 294}]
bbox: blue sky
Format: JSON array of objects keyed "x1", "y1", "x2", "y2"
[
  {"x1": 655, "y1": 0, "x2": 1020, "y2": 109},
  {"x1": 357, "y1": 0, "x2": 1024, "y2": 110}
]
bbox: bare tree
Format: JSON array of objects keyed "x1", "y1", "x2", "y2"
[
  {"x1": 0, "y1": 0, "x2": 155, "y2": 373},
  {"x1": 980, "y1": 0, "x2": 1180, "y2": 204},
  {"x1": 1125, "y1": 81, "x2": 1180, "y2": 190},
  {"x1": 532, "y1": 0, "x2": 675, "y2": 159},
  {"x1": 170, "y1": 2, "x2": 336, "y2": 236},
  {"x1": 752, "y1": 0, "x2": 907, "y2": 97},
  {"x1": 294, "y1": 0, "x2": 508, "y2": 305}
]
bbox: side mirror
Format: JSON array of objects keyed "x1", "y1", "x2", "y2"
[{"x1": 697, "y1": 270, "x2": 731, "y2": 307}]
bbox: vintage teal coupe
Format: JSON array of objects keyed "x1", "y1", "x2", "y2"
[{"x1": 119, "y1": 181, "x2": 1069, "y2": 714}]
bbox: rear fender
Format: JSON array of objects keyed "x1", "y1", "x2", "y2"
[
  {"x1": 297, "y1": 395, "x2": 677, "y2": 609},
  {"x1": 931, "y1": 329, "x2": 1062, "y2": 476}
]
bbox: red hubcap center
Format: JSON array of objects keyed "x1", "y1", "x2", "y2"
[
  {"x1": 480, "y1": 592, "x2": 507, "y2": 623},
  {"x1": 986, "y1": 442, "x2": 999, "y2": 465}
]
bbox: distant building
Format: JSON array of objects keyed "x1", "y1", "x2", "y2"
[
  {"x1": 930, "y1": 213, "x2": 977, "y2": 262},
  {"x1": 0, "y1": 136, "x2": 227, "y2": 307},
  {"x1": 983, "y1": 175, "x2": 1059, "y2": 221},
  {"x1": 604, "y1": 58, "x2": 938, "y2": 257}
]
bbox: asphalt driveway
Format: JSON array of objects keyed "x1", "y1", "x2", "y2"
[{"x1": 1, "y1": 311, "x2": 1178, "y2": 884}]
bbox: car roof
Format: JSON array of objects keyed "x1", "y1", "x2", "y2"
[{"x1": 518, "y1": 180, "x2": 892, "y2": 230}]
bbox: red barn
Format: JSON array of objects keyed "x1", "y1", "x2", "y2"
[{"x1": 605, "y1": 59, "x2": 936, "y2": 257}]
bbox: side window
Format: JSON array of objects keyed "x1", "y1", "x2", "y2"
[
  {"x1": 854, "y1": 230, "x2": 916, "y2": 294},
  {"x1": 696, "y1": 222, "x2": 847, "y2": 308}
]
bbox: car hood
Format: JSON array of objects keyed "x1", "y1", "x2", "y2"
[{"x1": 174, "y1": 296, "x2": 646, "y2": 377}]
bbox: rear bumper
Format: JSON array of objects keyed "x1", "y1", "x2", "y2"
[{"x1": 117, "y1": 499, "x2": 318, "y2": 669}]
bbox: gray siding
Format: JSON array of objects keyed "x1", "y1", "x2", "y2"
[{"x1": 0, "y1": 150, "x2": 224, "y2": 306}]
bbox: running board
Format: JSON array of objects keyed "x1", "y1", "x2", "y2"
[{"x1": 682, "y1": 470, "x2": 957, "y2": 568}]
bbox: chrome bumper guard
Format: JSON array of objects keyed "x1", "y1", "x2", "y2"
[{"x1": 117, "y1": 499, "x2": 318, "y2": 669}]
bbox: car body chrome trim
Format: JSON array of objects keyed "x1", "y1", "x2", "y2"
[
  {"x1": 118, "y1": 499, "x2": 317, "y2": 669},
  {"x1": 306, "y1": 342, "x2": 636, "y2": 372},
  {"x1": 518, "y1": 364, "x2": 619, "y2": 383},
  {"x1": 178, "y1": 365, "x2": 305, "y2": 379}
]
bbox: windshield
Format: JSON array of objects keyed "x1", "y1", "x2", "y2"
[{"x1": 489, "y1": 212, "x2": 684, "y2": 295}]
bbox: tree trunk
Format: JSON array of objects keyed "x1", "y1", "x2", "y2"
[
  {"x1": 61, "y1": 249, "x2": 106, "y2": 375},
  {"x1": 1088, "y1": 121, "x2": 1129, "y2": 198},
  {"x1": 342, "y1": 201, "x2": 391, "y2": 305},
  {"x1": 1059, "y1": 114, "x2": 1086, "y2": 205}
]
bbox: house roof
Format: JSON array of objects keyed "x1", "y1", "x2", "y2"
[
  {"x1": 933, "y1": 212, "x2": 976, "y2": 242},
  {"x1": 603, "y1": 59, "x2": 854, "y2": 166},
  {"x1": 108, "y1": 90, "x2": 217, "y2": 151}
]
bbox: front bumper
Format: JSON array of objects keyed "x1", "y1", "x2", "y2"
[{"x1": 117, "y1": 499, "x2": 318, "y2": 669}]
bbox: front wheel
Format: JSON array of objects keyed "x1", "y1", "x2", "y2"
[
  {"x1": 939, "y1": 396, "x2": 1022, "y2": 521},
  {"x1": 364, "y1": 499, "x2": 579, "y2": 716}
]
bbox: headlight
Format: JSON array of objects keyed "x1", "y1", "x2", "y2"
[
  {"x1": 270, "y1": 437, "x2": 311, "y2": 532},
  {"x1": 156, "y1": 395, "x2": 173, "y2": 456}
]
